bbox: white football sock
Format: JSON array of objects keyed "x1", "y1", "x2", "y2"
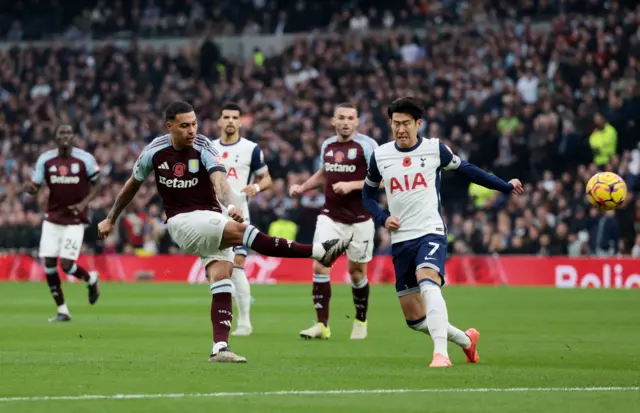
[
  {"x1": 212, "y1": 341, "x2": 228, "y2": 354},
  {"x1": 408, "y1": 317, "x2": 472, "y2": 349},
  {"x1": 420, "y1": 279, "x2": 449, "y2": 358},
  {"x1": 57, "y1": 304, "x2": 70, "y2": 315},
  {"x1": 447, "y1": 324, "x2": 471, "y2": 349},
  {"x1": 232, "y1": 267, "x2": 252, "y2": 329}
]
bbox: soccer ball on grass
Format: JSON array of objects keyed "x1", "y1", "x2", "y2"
[{"x1": 585, "y1": 172, "x2": 627, "y2": 211}]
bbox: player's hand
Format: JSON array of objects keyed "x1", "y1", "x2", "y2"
[
  {"x1": 68, "y1": 202, "x2": 88, "y2": 216},
  {"x1": 240, "y1": 184, "x2": 259, "y2": 197},
  {"x1": 332, "y1": 182, "x2": 354, "y2": 195},
  {"x1": 509, "y1": 179, "x2": 524, "y2": 195},
  {"x1": 23, "y1": 182, "x2": 38, "y2": 196},
  {"x1": 289, "y1": 184, "x2": 304, "y2": 197},
  {"x1": 385, "y1": 216, "x2": 401, "y2": 232},
  {"x1": 97, "y1": 219, "x2": 114, "y2": 240},
  {"x1": 228, "y1": 206, "x2": 244, "y2": 223}
]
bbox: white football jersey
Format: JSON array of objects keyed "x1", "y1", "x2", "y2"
[
  {"x1": 211, "y1": 137, "x2": 268, "y2": 214},
  {"x1": 365, "y1": 137, "x2": 460, "y2": 244}
]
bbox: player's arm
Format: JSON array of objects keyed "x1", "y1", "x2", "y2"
[
  {"x1": 439, "y1": 143, "x2": 523, "y2": 194},
  {"x1": 98, "y1": 148, "x2": 150, "y2": 239},
  {"x1": 241, "y1": 145, "x2": 272, "y2": 196},
  {"x1": 200, "y1": 140, "x2": 244, "y2": 222},
  {"x1": 290, "y1": 168, "x2": 325, "y2": 197},
  {"x1": 24, "y1": 154, "x2": 47, "y2": 195},
  {"x1": 362, "y1": 152, "x2": 397, "y2": 229}
]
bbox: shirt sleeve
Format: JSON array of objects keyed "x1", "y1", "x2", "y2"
[
  {"x1": 439, "y1": 142, "x2": 461, "y2": 170},
  {"x1": 250, "y1": 145, "x2": 269, "y2": 175},
  {"x1": 363, "y1": 137, "x2": 379, "y2": 168},
  {"x1": 31, "y1": 154, "x2": 47, "y2": 185},
  {"x1": 81, "y1": 152, "x2": 101, "y2": 182},
  {"x1": 318, "y1": 139, "x2": 330, "y2": 170},
  {"x1": 133, "y1": 147, "x2": 154, "y2": 182},
  {"x1": 364, "y1": 151, "x2": 382, "y2": 187},
  {"x1": 198, "y1": 140, "x2": 227, "y2": 174}
]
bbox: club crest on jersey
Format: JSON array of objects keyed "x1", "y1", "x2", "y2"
[
  {"x1": 173, "y1": 162, "x2": 185, "y2": 177},
  {"x1": 188, "y1": 159, "x2": 199, "y2": 173},
  {"x1": 347, "y1": 148, "x2": 358, "y2": 160},
  {"x1": 335, "y1": 151, "x2": 344, "y2": 163},
  {"x1": 70, "y1": 163, "x2": 80, "y2": 174}
]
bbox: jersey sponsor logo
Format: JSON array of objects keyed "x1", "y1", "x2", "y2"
[
  {"x1": 158, "y1": 176, "x2": 199, "y2": 188},
  {"x1": 188, "y1": 159, "x2": 199, "y2": 173},
  {"x1": 402, "y1": 157, "x2": 412, "y2": 167},
  {"x1": 173, "y1": 162, "x2": 185, "y2": 177},
  {"x1": 335, "y1": 151, "x2": 345, "y2": 163},
  {"x1": 324, "y1": 162, "x2": 356, "y2": 173},
  {"x1": 348, "y1": 148, "x2": 358, "y2": 160},
  {"x1": 227, "y1": 167, "x2": 238, "y2": 179},
  {"x1": 71, "y1": 163, "x2": 80, "y2": 174},
  {"x1": 389, "y1": 172, "x2": 427, "y2": 194},
  {"x1": 50, "y1": 175, "x2": 80, "y2": 184}
]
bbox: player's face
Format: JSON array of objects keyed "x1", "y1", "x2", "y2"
[
  {"x1": 331, "y1": 108, "x2": 358, "y2": 139},
  {"x1": 218, "y1": 110, "x2": 242, "y2": 137},
  {"x1": 391, "y1": 113, "x2": 422, "y2": 148},
  {"x1": 55, "y1": 126, "x2": 74, "y2": 149},
  {"x1": 168, "y1": 111, "x2": 197, "y2": 146}
]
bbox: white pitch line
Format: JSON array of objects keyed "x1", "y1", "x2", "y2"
[{"x1": 1, "y1": 387, "x2": 638, "y2": 402}]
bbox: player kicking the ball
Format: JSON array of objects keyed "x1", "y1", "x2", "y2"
[
  {"x1": 290, "y1": 103, "x2": 378, "y2": 340},
  {"x1": 212, "y1": 102, "x2": 273, "y2": 337},
  {"x1": 98, "y1": 101, "x2": 350, "y2": 363},
  {"x1": 362, "y1": 98, "x2": 524, "y2": 367},
  {"x1": 24, "y1": 125, "x2": 101, "y2": 322}
]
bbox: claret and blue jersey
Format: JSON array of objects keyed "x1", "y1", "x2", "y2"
[{"x1": 362, "y1": 137, "x2": 514, "y2": 295}]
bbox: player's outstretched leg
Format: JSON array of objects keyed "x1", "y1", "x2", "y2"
[
  {"x1": 44, "y1": 258, "x2": 71, "y2": 322},
  {"x1": 221, "y1": 223, "x2": 351, "y2": 267},
  {"x1": 231, "y1": 251, "x2": 252, "y2": 336},
  {"x1": 60, "y1": 259, "x2": 100, "y2": 305},
  {"x1": 207, "y1": 261, "x2": 247, "y2": 363}
]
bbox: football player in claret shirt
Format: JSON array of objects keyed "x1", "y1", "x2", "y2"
[
  {"x1": 98, "y1": 101, "x2": 351, "y2": 363},
  {"x1": 25, "y1": 125, "x2": 101, "y2": 322}
]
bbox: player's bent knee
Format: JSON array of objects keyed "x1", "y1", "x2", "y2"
[
  {"x1": 59, "y1": 259, "x2": 75, "y2": 273},
  {"x1": 220, "y1": 221, "x2": 249, "y2": 250},
  {"x1": 398, "y1": 292, "x2": 426, "y2": 320},
  {"x1": 416, "y1": 268, "x2": 442, "y2": 286},
  {"x1": 406, "y1": 315, "x2": 427, "y2": 330},
  {"x1": 205, "y1": 260, "x2": 233, "y2": 283},
  {"x1": 347, "y1": 261, "x2": 366, "y2": 283},
  {"x1": 313, "y1": 260, "x2": 330, "y2": 274},
  {"x1": 234, "y1": 254, "x2": 246, "y2": 268}
]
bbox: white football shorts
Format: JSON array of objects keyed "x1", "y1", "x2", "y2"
[
  {"x1": 38, "y1": 220, "x2": 85, "y2": 261},
  {"x1": 313, "y1": 214, "x2": 374, "y2": 263},
  {"x1": 167, "y1": 210, "x2": 234, "y2": 268}
]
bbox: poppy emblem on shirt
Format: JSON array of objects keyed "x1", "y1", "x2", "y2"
[
  {"x1": 173, "y1": 162, "x2": 185, "y2": 177},
  {"x1": 223, "y1": 152, "x2": 229, "y2": 159},
  {"x1": 335, "y1": 151, "x2": 344, "y2": 163},
  {"x1": 58, "y1": 165, "x2": 69, "y2": 176},
  {"x1": 188, "y1": 159, "x2": 199, "y2": 173},
  {"x1": 402, "y1": 157, "x2": 412, "y2": 167}
]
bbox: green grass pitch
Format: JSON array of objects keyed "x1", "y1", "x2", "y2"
[{"x1": 1, "y1": 283, "x2": 639, "y2": 413}]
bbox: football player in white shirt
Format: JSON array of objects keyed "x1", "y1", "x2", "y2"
[
  {"x1": 211, "y1": 102, "x2": 273, "y2": 337},
  {"x1": 362, "y1": 97, "x2": 524, "y2": 367}
]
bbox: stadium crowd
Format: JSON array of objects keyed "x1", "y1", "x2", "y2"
[{"x1": 1, "y1": 1, "x2": 640, "y2": 258}]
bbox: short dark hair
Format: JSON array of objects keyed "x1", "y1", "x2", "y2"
[
  {"x1": 387, "y1": 97, "x2": 425, "y2": 121},
  {"x1": 165, "y1": 101, "x2": 194, "y2": 121},
  {"x1": 220, "y1": 102, "x2": 242, "y2": 116},
  {"x1": 334, "y1": 102, "x2": 357, "y2": 112},
  {"x1": 55, "y1": 124, "x2": 73, "y2": 134}
]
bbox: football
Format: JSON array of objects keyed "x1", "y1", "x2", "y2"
[{"x1": 585, "y1": 172, "x2": 628, "y2": 210}]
